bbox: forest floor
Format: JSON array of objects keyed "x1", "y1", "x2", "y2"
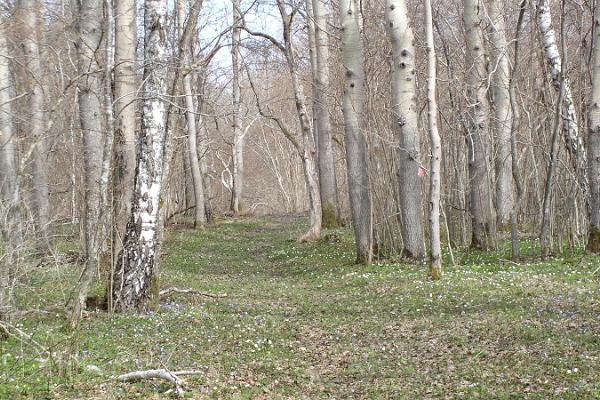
[{"x1": 1, "y1": 216, "x2": 600, "y2": 399}]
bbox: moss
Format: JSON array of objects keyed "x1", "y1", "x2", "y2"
[
  {"x1": 322, "y1": 203, "x2": 339, "y2": 229},
  {"x1": 586, "y1": 224, "x2": 600, "y2": 254}
]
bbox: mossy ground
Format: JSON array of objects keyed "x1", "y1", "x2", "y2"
[{"x1": 2, "y1": 216, "x2": 600, "y2": 399}]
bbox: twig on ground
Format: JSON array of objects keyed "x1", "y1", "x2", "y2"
[
  {"x1": 159, "y1": 287, "x2": 227, "y2": 300},
  {"x1": 116, "y1": 368, "x2": 202, "y2": 397}
]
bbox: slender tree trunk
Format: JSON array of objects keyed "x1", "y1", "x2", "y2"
[
  {"x1": 112, "y1": 0, "x2": 138, "y2": 267},
  {"x1": 17, "y1": 0, "x2": 49, "y2": 243},
  {"x1": 177, "y1": 0, "x2": 206, "y2": 229},
  {"x1": 385, "y1": 0, "x2": 425, "y2": 260},
  {"x1": 536, "y1": 0, "x2": 586, "y2": 184},
  {"x1": 464, "y1": 0, "x2": 495, "y2": 249},
  {"x1": 487, "y1": 0, "x2": 514, "y2": 228},
  {"x1": 111, "y1": 0, "x2": 169, "y2": 312},
  {"x1": 231, "y1": 0, "x2": 244, "y2": 215},
  {"x1": 424, "y1": 0, "x2": 442, "y2": 279},
  {"x1": 340, "y1": 0, "x2": 372, "y2": 263},
  {"x1": 0, "y1": 26, "x2": 20, "y2": 319},
  {"x1": 69, "y1": 0, "x2": 117, "y2": 324},
  {"x1": 588, "y1": 0, "x2": 600, "y2": 253},
  {"x1": 312, "y1": 0, "x2": 339, "y2": 227}
]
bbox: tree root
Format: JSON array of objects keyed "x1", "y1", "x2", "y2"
[
  {"x1": 117, "y1": 368, "x2": 201, "y2": 397},
  {"x1": 159, "y1": 287, "x2": 227, "y2": 300}
]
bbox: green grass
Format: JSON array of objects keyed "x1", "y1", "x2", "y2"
[{"x1": 2, "y1": 216, "x2": 600, "y2": 399}]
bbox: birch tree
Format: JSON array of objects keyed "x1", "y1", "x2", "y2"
[
  {"x1": 17, "y1": 0, "x2": 49, "y2": 243},
  {"x1": 312, "y1": 0, "x2": 339, "y2": 227},
  {"x1": 424, "y1": 0, "x2": 442, "y2": 279},
  {"x1": 384, "y1": 0, "x2": 425, "y2": 260},
  {"x1": 487, "y1": 0, "x2": 513, "y2": 228},
  {"x1": 464, "y1": 0, "x2": 495, "y2": 249},
  {"x1": 113, "y1": 0, "x2": 138, "y2": 262},
  {"x1": 588, "y1": 0, "x2": 600, "y2": 253},
  {"x1": 341, "y1": 0, "x2": 372, "y2": 263},
  {"x1": 231, "y1": 0, "x2": 244, "y2": 215},
  {"x1": 178, "y1": 0, "x2": 206, "y2": 229},
  {"x1": 111, "y1": 0, "x2": 169, "y2": 311}
]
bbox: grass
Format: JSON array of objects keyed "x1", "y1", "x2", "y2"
[{"x1": 1, "y1": 216, "x2": 600, "y2": 399}]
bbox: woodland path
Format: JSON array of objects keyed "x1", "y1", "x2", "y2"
[{"x1": 2, "y1": 216, "x2": 600, "y2": 398}]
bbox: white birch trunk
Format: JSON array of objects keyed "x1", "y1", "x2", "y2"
[
  {"x1": 587, "y1": 2, "x2": 600, "y2": 252},
  {"x1": 385, "y1": 0, "x2": 425, "y2": 260},
  {"x1": 112, "y1": 0, "x2": 169, "y2": 312},
  {"x1": 340, "y1": 0, "x2": 372, "y2": 263},
  {"x1": 424, "y1": 0, "x2": 442, "y2": 279},
  {"x1": 536, "y1": 0, "x2": 586, "y2": 177},
  {"x1": 487, "y1": 0, "x2": 514, "y2": 227}
]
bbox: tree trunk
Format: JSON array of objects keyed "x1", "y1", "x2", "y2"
[
  {"x1": 0, "y1": 25, "x2": 20, "y2": 319},
  {"x1": 464, "y1": 0, "x2": 495, "y2": 249},
  {"x1": 112, "y1": 0, "x2": 169, "y2": 312},
  {"x1": 177, "y1": 0, "x2": 206, "y2": 229},
  {"x1": 340, "y1": 0, "x2": 372, "y2": 263},
  {"x1": 424, "y1": 0, "x2": 442, "y2": 279},
  {"x1": 588, "y1": 0, "x2": 600, "y2": 253},
  {"x1": 385, "y1": 0, "x2": 425, "y2": 260},
  {"x1": 312, "y1": 0, "x2": 339, "y2": 227},
  {"x1": 536, "y1": 0, "x2": 586, "y2": 182},
  {"x1": 487, "y1": 0, "x2": 514, "y2": 228},
  {"x1": 17, "y1": 0, "x2": 50, "y2": 244},
  {"x1": 112, "y1": 0, "x2": 138, "y2": 267},
  {"x1": 68, "y1": 0, "x2": 106, "y2": 324},
  {"x1": 231, "y1": 0, "x2": 244, "y2": 215}
]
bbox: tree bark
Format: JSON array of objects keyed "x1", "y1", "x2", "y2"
[
  {"x1": 177, "y1": 0, "x2": 206, "y2": 229},
  {"x1": 231, "y1": 0, "x2": 244, "y2": 215},
  {"x1": 487, "y1": 0, "x2": 514, "y2": 228},
  {"x1": 340, "y1": 0, "x2": 372, "y2": 263},
  {"x1": 588, "y1": 0, "x2": 600, "y2": 253},
  {"x1": 112, "y1": 0, "x2": 138, "y2": 266},
  {"x1": 17, "y1": 0, "x2": 49, "y2": 244},
  {"x1": 424, "y1": 0, "x2": 442, "y2": 279},
  {"x1": 112, "y1": 0, "x2": 169, "y2": 312},
  {"x1": 464, "y1": 0, "x2": 495, "y2": 249},
  {"x1": 385, "y1": 0, "x2": 425, "y2": 260},
  {"x1": 0, "y1": 25, "x2": 20, "y2": 319},
  {"x1": 312, "y1": 0, "x2": 339, "y2": 227},
  {"x1": 68, "y1": 0, "x2": 106, "y2": 324},
  {"x1": 536, "y1": 0, "x2": 586, "y2": 182}
]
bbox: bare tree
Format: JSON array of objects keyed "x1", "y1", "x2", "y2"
[
  {"x1": 424, "y1": 0, "x2": 442, "y2": 279},
  {"x1": 311, "y1": 0, "x2": 339, "y2": 227},
  {"x1": 111, "y1": 0, "x2": 170, "y2": 311},
  {"x1": 385, "y1": 0, "x2": 425, "y2": 260},
  {"x1": 178, "y1": 0, "x2": 206, "y2": 229},
  {"x1": 17, "y1": 0, "x2": 49, "y2": 244},
  {"x1": 0, "y1": 24, "x2": 20, "y2": 319},
  {"x1": 112, "y1": 0, "x2": 138, "y2": 266},
  {"x1": 588, "y1": 0, "x2": 600, "y2": 253},
  {"x1": 341, "y1": 0, "x2": 371, "y2": 263},
  {"x1": 231, "y1": 0, "x2": 244, "y2": 215},
  {"x1": 487, "y1": 0, "x2": 513, "y2": 228},
  {"x1": 464, "y1": 0, "x2": 495, "y2": 249}
]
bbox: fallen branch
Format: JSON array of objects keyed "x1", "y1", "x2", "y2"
[
  {"x1": 117, "y1": 368, "x2": 202, "y2": 397},
  {"x1": 159, "y1": 287, "x2": 227, "y2": 300}
]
